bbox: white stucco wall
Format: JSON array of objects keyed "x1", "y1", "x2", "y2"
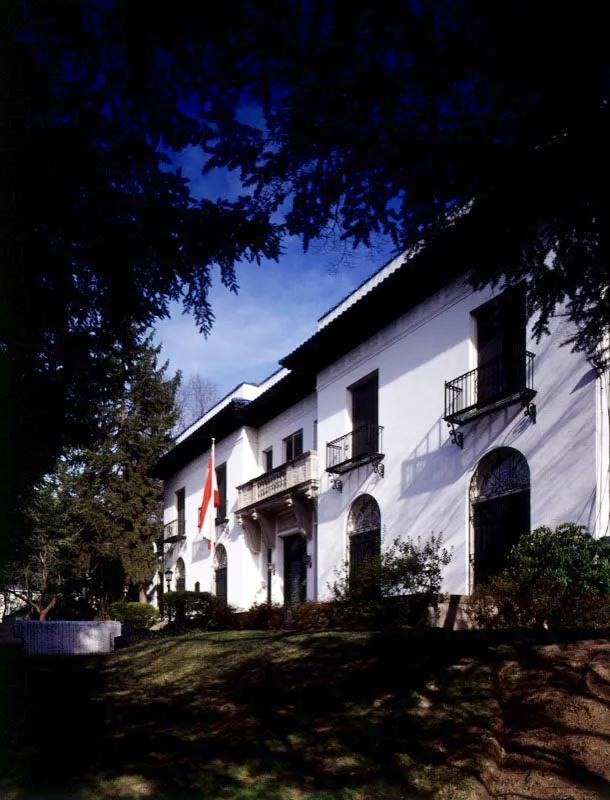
[
  {"x1": 257, "y1": 393, "x2": 317, "y2": 470},
  {"x1": 316, "y1": 280, "x2": 599, "y2": 598},
  {"x1": 163, "y1": 426, "x2": 265, "y2": 609}
]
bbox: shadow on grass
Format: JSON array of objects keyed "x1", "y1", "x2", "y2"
[
  {"x1": 0, "y1": 646, "x2": 107, "y2": 795},
  {"x1": 485, "y1": 636, "x2": 610, "y2": 798},
  {"x1": 3, "y1": 630, "x2": 607, "y2": 799}
]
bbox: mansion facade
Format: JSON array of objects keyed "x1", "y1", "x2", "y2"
[{"x1": 156, "y1": 247, "x2": 610, "y2": 615}]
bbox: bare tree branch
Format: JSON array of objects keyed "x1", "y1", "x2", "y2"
[{"x1": 174, "y1": 374, "x2": 221, "y2": 434}]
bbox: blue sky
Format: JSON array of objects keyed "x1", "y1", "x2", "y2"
[{"x1": 153, "y1": 145, "x2": 396, "y2": 395}]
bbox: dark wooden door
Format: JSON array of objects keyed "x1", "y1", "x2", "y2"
[
  {"x1": 283, "y1": 534, "x2": 307, "y2": 607},
  {"x1": 475, "y1": 287, "x2": 526, "y2": 404},
  {"x1": 351, "y1": 374, "x2": 378, "y2": 457},
  {"x1": 472, "y1": 490, "x2": 530, "y2": 586},
  {"x1": 215, "y1": 567, "x2": 228, "y2": 607}
]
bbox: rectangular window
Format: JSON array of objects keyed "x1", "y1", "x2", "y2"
[
  {"x1": 215, "y1": 462, "x2": 227, "y2": 522},
  {"x1": 175, "y1": 488, "x2": 185, "y2": 537},
  {"x1": 283, "y1": 429, "x2": 303, "y2": 462},
  {"x1": 313, "y1": 420, "x2": 317, "y2": 450},
  {"x1": 473, "y1": 285, "x2": 526, "y2": 405},
  {"x1": 349, "y1": 371, "x2": 379, "y2": 457},
  {"x1": 263, "y1": 448, "x2": 273, "y2": 472}
]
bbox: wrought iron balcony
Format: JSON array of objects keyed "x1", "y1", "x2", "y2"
[
  {"x1": 326, "y1": 423, "x2": 384, "y2": 475},
  {"x1": 163, "y1": 518, "x2": 186, "y2": 544},
  {"x1": 445, "y1": 351, "x2": 536, "y2": 426},
  {"x1": 237, "y1": 451, "x2": 318, "y2": 511}
]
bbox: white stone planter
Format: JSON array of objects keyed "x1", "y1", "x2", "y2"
[{"x1": 13, "y1": 620, "x2": 122, "y2": 655}]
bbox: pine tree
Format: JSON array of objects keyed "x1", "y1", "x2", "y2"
[{"x1": 3, "y1": 334, "x2": 179, "y2": 618}]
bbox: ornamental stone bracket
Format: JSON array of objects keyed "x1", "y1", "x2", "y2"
[
  {"x1": 237, "y1": 487, "x2": 317, "y2": 553},
  {"x1": 237, "y1": 513, "x2": 262, "y2": 553}
]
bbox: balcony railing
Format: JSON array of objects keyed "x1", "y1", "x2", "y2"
[
  {"x1": 163, "y1": 518, "x2": 186, "y2": 544},
  {"x1": 326, "y1": 423, "x2": 384, "y2": 475},
  {"x1": 444, "y1": 352, "x2": 536, "y2": 425},
  {"x1": 237, "y1": 451, "x2": 318, "y2": 510}
]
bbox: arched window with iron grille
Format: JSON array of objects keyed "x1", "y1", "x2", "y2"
[
  {"x1": 470, "y1": 447, "x2": 530, "y2": 588},
  {"x1": 175, "y1": 558, "x2": 186, "y2": 592},
  {"x1": 347, "y1": 495, "x2": 381, "y2": 584}
]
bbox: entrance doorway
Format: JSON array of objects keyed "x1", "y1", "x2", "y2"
[
  {"x1": 283, "y1": 534, "x2": 307, "y2": 607},
  {"x1": 470, "y1": 448, "x2": 530, "y2": 587}
]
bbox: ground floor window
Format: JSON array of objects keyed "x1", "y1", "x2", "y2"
[
  {"x1": 470, "y1": 447, "x2": 530, "y2": 587},
  {"x1": 175, "y1": 558, "x2": 186, "y2": 592},
  {"x1": 347, "y1": 494, "x2": 381, "y2": 586},
  {"x1": 214, "y1": 545, "x2": 228, "y2": 607}
]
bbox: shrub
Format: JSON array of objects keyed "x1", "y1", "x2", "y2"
[
  {"x1": 468, "y1": 524, "x2": 610, "y2": 630},
  {"x1": 241, "y1": 602, "x2": 284, "y2": 630},
  {"x1": 110, "y1": 601, "x2": 160, "y2": 628},
  {"x1": 330, "y1": 533, "x2": 452, "y2": 627},
  {"x1": 208, "y1": 603, "x2": 243, "y2": 630},
  {"x1": 283, "y1": 601, "x2": 345, "y2": 630},
  {"x1": 164, "y1": 591, "x2": 218, "y2": 627}
]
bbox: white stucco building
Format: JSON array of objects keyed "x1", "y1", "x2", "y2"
[{"x1": 156, "y1": 244, "x2": 610, "y2": 614}]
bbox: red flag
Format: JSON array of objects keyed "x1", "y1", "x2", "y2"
[{"x1": 198, "y1": 447, "x2": 220, "y2": 549}]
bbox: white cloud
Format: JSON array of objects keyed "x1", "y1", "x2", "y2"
[{"x1": 153, "y1": 240, "x2": 395, "y2": 394}]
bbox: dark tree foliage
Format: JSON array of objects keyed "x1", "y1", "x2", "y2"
[
  {"x1": 1, "y1": 334, "x2": 179, "y2": 616},
  {"x1": 3, "y1": 1, "x2": 609, "y2": 548}
]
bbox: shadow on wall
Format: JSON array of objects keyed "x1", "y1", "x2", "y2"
[
  {"x1": 192, "y1": 539, "x2": 212, "y2": 564},
  {"x1": 400, "y1": 416, "x2": 465, "y2": 499},
  {"x1": 399, "y1": 398, "x2": 538, "y2": 502}
]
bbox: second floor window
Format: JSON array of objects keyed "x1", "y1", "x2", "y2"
[
  {"x1": 216, "y1": 462, "x2": 227, "y2": 522},
  {"x1": 349, "y1": 371, "x2": 378, "y2": 457},
  {"x1": 263, "y1": 448, "x2": 273, "y2": 472},
  {"x1": 283, "y1": 430, "x2": 303, "y2": 462},
  {"x1": 176, "y1": 488, "x2": 185, "y2": 536},
  {"x1": 473, "y1": 285, "x2": 526, "y2": 405}
]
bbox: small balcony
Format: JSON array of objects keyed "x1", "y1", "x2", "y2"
[
  {"x1": 237, "y1": 451, "x2": 319, "y2": 512},
  {"x1": 445, "y1": 352, "x2": 536, "y2": 426},
  {"x1": 326, "y1": 423, "x2": 384, "y2": 475},
  {"x1": 163, "y1": 518, "x2": 186, "y2": 544}
]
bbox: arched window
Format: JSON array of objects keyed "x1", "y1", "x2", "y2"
[
  {"x1": 214, "y1": 545, "x2": 228, "y2": 607},
  {"x1": 470, "y1": 448, "x2": 530, "y2": 587},
  {"x1": 347, "y1": 495, "x2": 381, "y2": 582},
  {"x1": 175, "y1": 558, "x2": 186, "y2": 592}
]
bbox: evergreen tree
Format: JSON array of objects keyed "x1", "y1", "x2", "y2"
[{"x1": 3, "y1": 334, "x2": 179, "y2": 617}]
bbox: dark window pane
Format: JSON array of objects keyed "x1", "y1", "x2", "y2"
[
  {"x1": 264, "y1": 448, "x2": 273, "y2": 471},
  {"x1": 350, "y1": 373, "x2": 378, "y2": 458},
  {"x1": 474, "y1": 286, "x2": 526, "y2": 404},
  {"x1": 176, "y1": 488, "x2": 186, "y2": 537},
  {"x1": 351, "y1": 373, "x2": 378, "y2": 430},
  {"x1": 473, "y1": 491, "x2": 530, "y2": 586},
  {"x1": 284, "y1": 430, "x2": 303, "y2": 462},
  {"x1": 216, "y1": 463, "x2": 227, "y2": 521},
  {"x1": 283, "y1": 534, "x2": 307, "y2": 607},
  {"x1": 349, "y1": 528, "x2": 381, "y2": 582}
]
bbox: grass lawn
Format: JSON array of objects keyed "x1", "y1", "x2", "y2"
[{"x1": 0, "y1": 629, "x2": 506, "y2": 800}]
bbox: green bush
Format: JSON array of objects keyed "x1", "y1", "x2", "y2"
[
  {"x1": 283, "y1": 601, "x2": 345, "y2": 630},
  {"x1": 208, "y1": 603, "x2": 243, "y2": 630},
  {"x1": 110, "y1": 601, "x2": 160, "y2": 628},
  {"x1": 241, "y1": 602, "x2": 284, "y2": 630},
  {"x1": 330, "y1": 533, "x2": 452, "y2": 628},
  {"x1": 164, "y1": 591, "x2": 218, "y2": 626},
  {"x1": 468, "y1": 523, "x2": 610, "y2": 630}
]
